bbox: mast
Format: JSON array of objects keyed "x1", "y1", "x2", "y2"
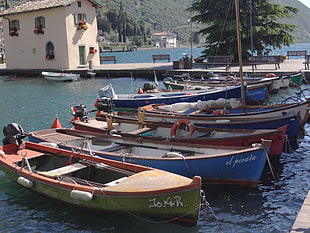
[{"x1": 234, "y1": 0, "x2": 246, "y2": 107}]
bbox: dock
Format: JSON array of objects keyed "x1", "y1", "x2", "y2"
[
  {"x1": 0, "y1": 58, "x2": 309, "y2": 79},
  {"x1": 291, "y1": 190, "x2": 310, "y2": 233}
]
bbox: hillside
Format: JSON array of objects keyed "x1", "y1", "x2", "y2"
[
  {"x1": 98, "y1": 0, "x2": 310, "y2": 44},
  {"x1": 273, "y1": 0, "x2": 310, "y2": 42}
]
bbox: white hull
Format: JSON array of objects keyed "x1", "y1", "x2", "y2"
[{"x1": 42, "y1": 72, "x2": 80, "y2": 81}]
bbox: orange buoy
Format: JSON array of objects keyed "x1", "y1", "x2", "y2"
[
  {"x1": 138, "y1": 88, "x2": 143, "y2": 94},
  {"x1": 265, "y1": 73, "x2": 276, "y2": 77},
  {"x1": 224, "y1": 76, "x2": 235, "y2": 83},
  {"x1": 51, "y1": 117, "x2": 62, "y2": 128},
  {"x1": 96, "y1": 110, "x2": 104, "y2": 117},
  {"x1": 170, "y1": 119, "x2": 195, "y2": 137}
]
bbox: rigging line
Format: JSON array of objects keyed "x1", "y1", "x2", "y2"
[{"x1": 215, "y1": 0, "x2": 234, "y2": 56}]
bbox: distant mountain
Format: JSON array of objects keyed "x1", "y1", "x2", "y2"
[
  {"x1": 272, "y1": 0, "x2": 310, "y2": 42},
  {"x1": 98, "y1": 0, "x2": 310, "y2": 44}
]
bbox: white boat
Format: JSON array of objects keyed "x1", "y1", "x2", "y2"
[{"x1": 42, "y1": 71, "x2": 80, "y2": 81}]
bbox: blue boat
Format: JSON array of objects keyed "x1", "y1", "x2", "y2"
[
  {"x1": 28, "y1": 128, "x2": 272, "y2": 187},
  {"x1": 244, "y1": 83, "x2": 267, "y2": 104},
  {"x1": 96, "y1": 83, "x2": 243, "y2": 110}
]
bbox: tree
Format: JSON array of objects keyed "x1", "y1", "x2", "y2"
[{"x1": 188, "y1": 0, "x2": 298, "y2": 60}]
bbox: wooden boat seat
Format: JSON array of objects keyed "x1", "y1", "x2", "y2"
[
  {"x1": 37, "y1": 163, "x2": 87, "y2": 178},
  {"x1": 127, "y1": 127, "x2": 155, "y2": 135},
  {"x1": 61, "y1": 176, "x2": 128, "y2": 188}
]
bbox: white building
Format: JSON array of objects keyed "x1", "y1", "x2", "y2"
[
  {"x1": 152, "y1": 31, "x2": 177, "y2": 48},
  {"x1": 0, "y1": 0, "x2": 102, "y2": 69}
]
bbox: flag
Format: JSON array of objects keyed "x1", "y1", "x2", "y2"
[{"x1": 154, "y1": 70, "x2": 158, "y2": 87}]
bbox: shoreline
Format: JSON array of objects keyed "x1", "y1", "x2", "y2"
[{"x1": 0, "y1": 58, "x2": 309, "y2": 79}]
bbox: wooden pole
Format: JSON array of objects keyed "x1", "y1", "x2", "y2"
[{"x1": 234, "y1": 0, "x2": 246, "y2": 107}]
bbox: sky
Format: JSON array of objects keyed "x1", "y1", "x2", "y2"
[{"x1": 299, "y1": 0, "x2": 310, "y2": 8}]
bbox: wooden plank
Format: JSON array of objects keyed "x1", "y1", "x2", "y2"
[
  {"x1": 37, "y1": 163, "x2": 87, "y2": 178},
  {"x1": 291, "y1": 190, "x2": 310, "y2": 233},
  {"x1": 127, "y1": 127, "x2": 154, "y2": 135}
]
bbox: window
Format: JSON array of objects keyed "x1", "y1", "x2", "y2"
[
  {"x1": 46, "y1": 42, "x2": 55, "y2": 60},
  {"x1": 74, "y1": 13, "x2": 86, "y2": 25},
  {"x1": 74, "y1": 13, "x2": 87, "y2": 30},
  {"x1": 78, "y1": 1, "x2": 81, "y2": 7},
  {"x1": 35, "y1": 16, "x2": 45, "y2": 28},
  {"x1": 9, "y1": 19, "x2": 20, "y2": 36},
  {"x1": 34, "y1": 16, "x2": 45, "y2": 34}
]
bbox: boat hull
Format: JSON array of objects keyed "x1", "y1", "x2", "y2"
[
  {"x1": 71, "y1": 119, "x2": 286, "y2": 156},
  {"x1": 28, "y1": 130, "x2": 271, "y2": 187},
  {"x1": 103, "y1": 111, "x2": 301, "y2": 139},
  {"x1": 98, "y1": 86, "x2": 243, "y2": 110},
  {"x1": 289, "y1": 73, "x2": 303, "y2": 87},
  {"x1": 0, "y1": 142, "x2": 201, "y2": 226},
  {"x1": 42, "y1": 72, "x2": 80, "y2": 81}
]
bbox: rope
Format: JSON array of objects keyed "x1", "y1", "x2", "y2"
[
  {"x1": 263, "y1": 145, "x2": 278, "y2": 181},
  {"x1": 200, "y1": 190, "x2": 227, "y2": 229}
]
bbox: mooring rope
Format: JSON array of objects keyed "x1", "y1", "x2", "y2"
[{"x1": 200, "y1": 189, "x2": 227, "y2": 229}]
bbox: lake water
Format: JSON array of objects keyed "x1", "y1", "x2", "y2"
[{"x1": 0, "y1": 44, "x2": 310, "y2": 232}]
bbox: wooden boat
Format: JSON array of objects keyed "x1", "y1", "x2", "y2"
[
  {"x1": 27, "y1": 127, "x2": 272, "y2": 187},
  {"x1": 94, "y1": 110, "x2": 301, "y2": 139},
  {"x1": 96, "y1": 83, "x2": 243, "y2": 110},
  {"x1": 42, "y1": 71, "x2": 80, "y2": 81},
  {"x1": 135, "y1": 97, "x2": 310, "y2": 127},
  {"x1": 288, "y1": 72, "x2": 304, "y2": 87},
  {"x1": 163, "y1": 73, "x2": 290, "y2": 95},
  {"x1": 70, "y1": 117, "x2": 286, "y2": 155},
  {"x1": 164, "y1": 77, "x2": 268, "y2": 103},
  {"x1": 0, "y1": 140, "x2": 201, "y2": 226}
]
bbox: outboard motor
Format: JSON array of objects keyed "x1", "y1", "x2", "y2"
[
  {"x1": 3, "y1": 123, "x2": 27, "y2": 146},
  {"x1": 143, "y1": 82, "x2": 157, "y2": 92},
  {"x1": 94, "y1": 98, "x2": 114, "y2": 113},
  {"x1": 71, "y1": 104, "x2": 89, "y2": 122}
]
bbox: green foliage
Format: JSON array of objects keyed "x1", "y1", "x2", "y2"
[
  {"x1": 97, "y1": 2, "x2": 151, "y2": 46},
  {"x1": 189, "y1": 0, "x2": 298, "y2": 59},
  {"x1": 95, "y1": 0, "x2": 310, "y2": 51}
]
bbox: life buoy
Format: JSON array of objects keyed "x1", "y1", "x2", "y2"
[
  {"x1": 170, "y1": 119, "x2": 195, "y2": 137},
  {"x1": 265, "y1": 73, "x2": 276, "y2": 77},
  {"x1": 213, "y1": 109, "x2": 230, "y2": 116},
  {"x1": 224, "y1": 76, "x2": 235, "y2": 83}
]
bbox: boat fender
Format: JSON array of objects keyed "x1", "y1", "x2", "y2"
[
  {"x1": 38, "y1": 142, "x2": 58, "y2": 148},
  {"x1": 70, "y1": 190, "x2": 93, "y2": 201},
  {"x1": 170, "y1": 119, "x2": 195, "y2": 138},
  {"x1": 0, "y1": 150, "x2": 6, "y2": 157},
  {"x1": 251, "y1": 143, "x2": 262, "y2": 149},
  {"x1": 213, "y1": 109, "x2": 230, "y2": 116},
  {"x1": 163, "y1": 152, "x2": 184, "y2": 158},
  {"x1": 17, "y1": 177, "x2": 33, "y2": 188}
]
